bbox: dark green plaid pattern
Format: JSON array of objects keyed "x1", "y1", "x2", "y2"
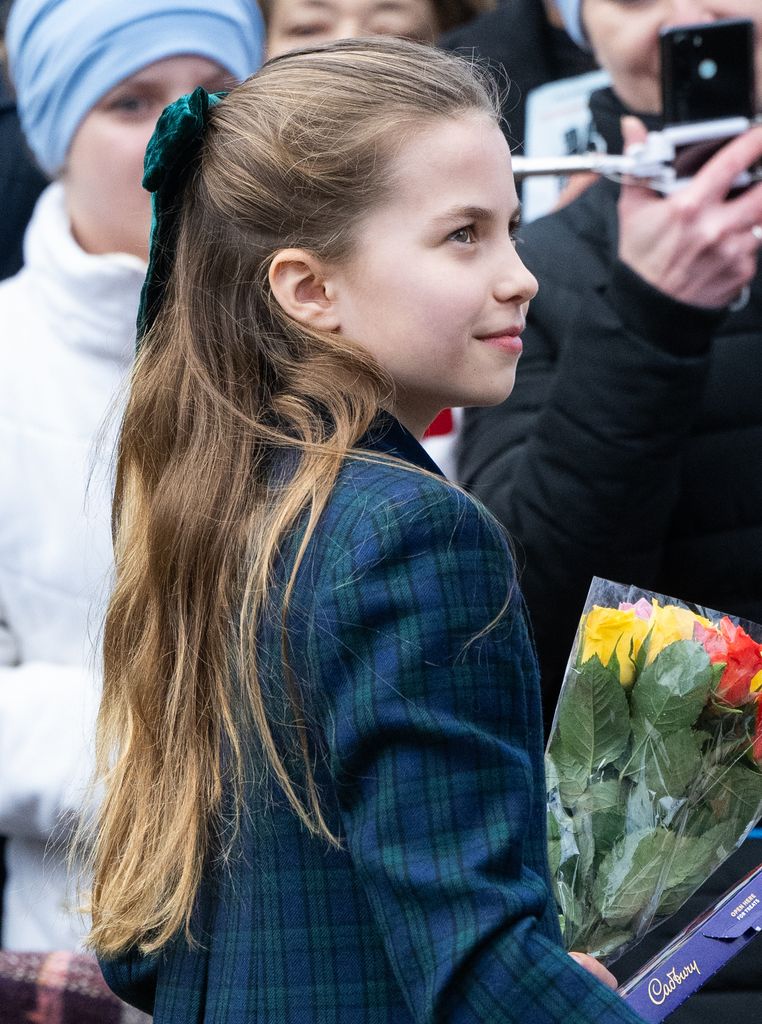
[{"x1": 101, "y1": 416, "x2": 643, "y2": 1024}]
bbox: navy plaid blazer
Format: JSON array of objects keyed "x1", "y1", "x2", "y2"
[{"x1": 100, "y1": 415, "x2": 643, "y2": 1024}]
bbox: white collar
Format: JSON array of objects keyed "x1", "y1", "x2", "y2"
[{"x1": 22, "y1": 183, "x2": 147, "y2": 363}]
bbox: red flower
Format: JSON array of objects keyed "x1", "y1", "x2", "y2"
[
  {"x1": 694, "y1": 620, "x2": 727, "y2": 664},
  {"x1": 696, "y1": 617, "x2": 762, "y2": 707},
  {"x1": 755, "y1": 701, "x2": 762, "y2": 763},
  {"x1": 696, "y1": 619, "x2": 762, "y2": 760}
]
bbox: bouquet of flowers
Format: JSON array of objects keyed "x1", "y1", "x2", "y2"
[{"x1": 546, "y1": 578, "x2": 762, "y2": 963}]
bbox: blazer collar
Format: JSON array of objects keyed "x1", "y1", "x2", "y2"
[{"x1": 360, "y1": 411, "x2": 446, "y2": 478}]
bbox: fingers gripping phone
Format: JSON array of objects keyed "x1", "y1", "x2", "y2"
[{"x1": 660, "y1": 18, "x2": 759, "y2": 186}]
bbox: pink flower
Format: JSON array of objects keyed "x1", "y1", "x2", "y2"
[{"x1": 618, "y1": 598, "x2": 653, "y2": 621}]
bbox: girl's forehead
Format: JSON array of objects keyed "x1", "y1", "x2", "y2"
[
  {"x1": 390, "y1": 114, "x2": 508, "y2": 178},
  {"x1": 380, "y1": 115, "x2": 517, "y2": 216}
]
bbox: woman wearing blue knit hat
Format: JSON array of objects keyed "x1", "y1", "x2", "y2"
[{"x1": 0, "y1": 0, "x2": 263, "y2": 954}]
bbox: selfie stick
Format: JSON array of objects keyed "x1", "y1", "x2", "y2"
[{"x1": 512, "y1": 116, "x2": 759, "y2": 192}]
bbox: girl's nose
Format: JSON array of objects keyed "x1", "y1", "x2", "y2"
[{"x1": 494, "y1": 247, "x2": 538, "y2": 305}]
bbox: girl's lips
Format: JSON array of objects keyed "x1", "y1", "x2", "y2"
[{"x1": 480, "y1": 332, "x2": 523, "y2": 355}]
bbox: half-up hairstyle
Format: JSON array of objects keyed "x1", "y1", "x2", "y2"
[{"x1": 87, "y1": 37, "x2": 500, "y2": 958}]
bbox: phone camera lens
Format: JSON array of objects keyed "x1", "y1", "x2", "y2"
[{"x1": 698, "y1": 58, "x2": 718, "y2": 81}]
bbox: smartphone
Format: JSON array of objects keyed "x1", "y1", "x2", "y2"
[
  {"x1": 660, "y1": 18, "x2": 758, "y2": 188},
  {"x1": 660, "y1": 18, "x2": 756, "y2": 125}
]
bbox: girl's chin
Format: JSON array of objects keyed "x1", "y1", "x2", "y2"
[{"x1": 468, "y1": 376, "x2": 517, "y2": 409}]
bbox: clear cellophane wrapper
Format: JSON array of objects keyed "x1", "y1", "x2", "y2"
[{"x1": 546, "y1": 577, "x2": 762, "y2": 964}]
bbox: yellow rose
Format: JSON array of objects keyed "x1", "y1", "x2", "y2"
[
  {"x1": 580, "y1": 606, "x2": 650, "y2": 686},
  {"x1": 645, "y1": 602, "x2": 711, "y2": 664}
]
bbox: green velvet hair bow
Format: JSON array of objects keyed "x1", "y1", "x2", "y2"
[{"x1": 136, "y1": 86, "x2": 227, "y2": 346}]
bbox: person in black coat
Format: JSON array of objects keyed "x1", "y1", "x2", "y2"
[
  {"x1": 458, "y1": 2, "x2": 762, "y2": 1019},
  {"x1": 438, "y1": 0, "x2": 596, "y2": 151},
  {"x1": 1, "y1": 1, "x2": 45, "y2": 280},
  {"x1": 460, "y1": 0, "x2": 762, "y2": 729}
]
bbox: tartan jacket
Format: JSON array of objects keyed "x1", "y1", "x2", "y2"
[{"x1": 100, "y1": 414, "x2": 643, "y2": 1024}]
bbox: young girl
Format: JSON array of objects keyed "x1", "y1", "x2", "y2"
[{"x1": 90, "y1": 38, "x2": 643, "y2": 1023}]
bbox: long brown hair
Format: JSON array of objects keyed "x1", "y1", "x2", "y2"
[{"x1": 87, "y1": 37, "x2": 500, "y2": 957}]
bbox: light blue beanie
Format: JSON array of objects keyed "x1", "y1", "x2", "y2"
[
  {"x1": 6, "y1": 0, "x2": 265, "y2": 177},
  {"x1": 555, "y1": 0, "x2": 588, "y2": 50}
]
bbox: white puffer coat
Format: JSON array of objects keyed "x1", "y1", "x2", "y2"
[{"x1": 0, "y1": 183, "x2": 144, "y2": 950}]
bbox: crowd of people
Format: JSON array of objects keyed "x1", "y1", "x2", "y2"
[{"x1": 0, "y1": 0, "x2": 761, "y2": 1021}]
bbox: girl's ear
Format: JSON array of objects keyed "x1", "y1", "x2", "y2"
[{"x1": 268, "y1": 248, "x2": 341, "y2": 332}]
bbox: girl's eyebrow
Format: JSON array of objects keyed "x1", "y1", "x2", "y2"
[{"x1": 432, "y1": 202, "x2": 522, "y2": 228}]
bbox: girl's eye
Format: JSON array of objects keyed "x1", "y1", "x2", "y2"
[{"x1": 448, "y1": 226, "x2": 475, "y2": 244}]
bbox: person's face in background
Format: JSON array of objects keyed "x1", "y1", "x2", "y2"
[
  {"x1": 265, "y1": 0, "x2": 440, "y2": 58},
  {"x1": 63, "y1": 55, "x2": 232, "y2": 261},
  {"x1": 581, "y1": 0, "x2": 762, "y2": 114}
]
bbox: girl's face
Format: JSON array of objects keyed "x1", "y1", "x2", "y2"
[
  {"x1": 329, "y1": 113, "x2": 538, "y2": 438},
  {"x1": 265, "y1": 0, "x2": 440, "y2": 58},
  {"x1": 64, "y1": 55, "x2": 233, "y2": 261},
  {"x1": 582, "y1": 0, "x2": 762, "y2": 114}
]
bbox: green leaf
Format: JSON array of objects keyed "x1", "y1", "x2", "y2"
[
  {"x1": 657, "y1": 825, "x2": 736, "y2": 916},
  {"x1": 571, "y1": 812, "x2": 596, "y2": 881},
  {"x1": 574, "y1": 779, "x2": 626, "y2": 854},
  {"x1": 704, "y1": 761, "x2": 762, "y2": 829},
  {"x1": 547, "y1": 791, "x2": 598, "y2": 950},
  {"x1": 609, "y1": 648, "x2": 622, "y2": 686},
  {"x1": 547, "y1": 807, "x2": 561, "y2": 878},
  {"x1": 692, "y1": 729, "x2": 714, "y2": 752},
  {"x1": 548, "y1": 794, "x2": 579, "y2": 871},
  {"x1": 546, "y1": 740, "x2": 589, "y2": 807},
  {"x1": 623, "y1": 776, "x2": 658, "y2": 835},
  {"x1": 684, "y1": 801, "x2": 720, "y2": 837},
  {"x1": 555, "y1": 880, "x2": 587, "y2": 950},
  {"x1": 709, "y1": 661, "x2": 727, "y2": 692},
  {"x1": 634, "y1": 630, "x2": 653, "y2": 677},
  {"x1": 585, "y1": 925, "x2": 636, "y2": 960},
  {"x1": 557, "y1": 655, "x2": 632, "y2": 778},
  {"x1": 641, "y1": 728, "x2": 703, "y2": 800},
  {"x1": 593, "y1": 827, "x2": 675, "y2": 927},
  {"x1": 630, "y1": 641, "x2": 712, "y2": 737}
]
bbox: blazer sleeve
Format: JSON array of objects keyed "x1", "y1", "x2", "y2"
[
  {"x1": 306, "y1": 475, "x2": 644, "y2": 1024},
  {"x1": 98, "y1": 949, "x2": 158, "y2": 1015}
]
